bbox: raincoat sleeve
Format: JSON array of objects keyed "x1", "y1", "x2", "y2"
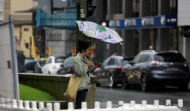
[{"x1": 73, "y1": 59, "x2": 88, "y2": 77}]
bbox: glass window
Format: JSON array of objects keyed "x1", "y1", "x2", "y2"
[
  {"x1": 132, "y1": 54, "x2": 141, "y2": 64},
  {"x1": 107, "y1": 58, "x2": 118, "y2": 65},
  {"x1": 139, "y1": 54, "x2": 150, "y2": 63},
  {"x1": 55, "y1": 57, "x2": 65, "y2": 63},
  {"x1": 119, "y1": 0, "x2": 123, "y2": 13},
  {"x1": 133, "y1": 0, "x2": 139, "y2": 16},
  {"x1": 155, "y1": 53, "x2": 186, "y2": 62},
  {"x1": 170, "y1": 0, "x2": 177, "y2": 14},
  {"x1": 150, "y1": 0, "x2": 157, "y2": 16},
  {"x1": 101, "y1": 58, "x2": 109, "y2": 67},
  {"x1": 46, "y1": 58, "x2": 52, "y2": 64},
  {"x1": 24, "y1": 58, "x2": 34, "y2": 64},
  {"x1": 121, "y1": 60, "x2": 129, "y2": 66}
]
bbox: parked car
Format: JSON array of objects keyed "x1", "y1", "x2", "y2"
[
  {"x1": 57, "y1": 56, "x2": 75, "y2": 75},
  {"x1": 41, "y1": 56, "x2": 66, "y2": 74},
  {"x1": 121, "y1": 50, "x2": 190, "y2": 91},
  {"x1": 93, "y1": 56, "x2": 133, "y2": 88},
  {"x1": 24, "y1": 57, "x2": 35, "y2": 72},
  {"x1": 16, "y1": 50, "x2": 26, "y2": 73}
]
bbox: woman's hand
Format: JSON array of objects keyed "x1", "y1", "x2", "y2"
[
  {"x1": 89, "y1": 53, "x2": 94, "y2": 60},
  {"x1": 87, "y1": 61, "x2": 93, "y2": 67}
]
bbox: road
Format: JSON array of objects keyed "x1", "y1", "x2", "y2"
[{"x1": 96, "y1": 86, "x2": 190, "y2": 110}]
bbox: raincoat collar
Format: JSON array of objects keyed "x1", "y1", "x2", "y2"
[{"x1": 77, "y1": 53, "x2": 85, "y2": 61}]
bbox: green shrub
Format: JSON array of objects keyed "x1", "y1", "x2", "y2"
[{"x1": 19, "y1": 84, "x2": 55, "y2": 101}]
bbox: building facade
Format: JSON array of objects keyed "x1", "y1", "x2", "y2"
[
  {"x1": 95, "y1": 0, "x2": 180, "y2": 63},
  {"x1": 178, "y1": 0, "x2": 190, "y2": 67},
  {"x1": 1, "y1": 0, "x2": 33, "y2": 57}
]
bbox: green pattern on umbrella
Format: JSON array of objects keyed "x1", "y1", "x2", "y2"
[
  {"x1": 104, "y1": 35, "x2": 113, "y2": 40},
  {"x1": 97, "y1": 25, "x2": 107, "y2": 33},
  {"x1": 81, "y1": 21, "x2": 84, "y2": 27}
]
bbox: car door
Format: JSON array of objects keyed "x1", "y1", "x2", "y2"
[
  {"x1": 133, "y1": 54, "x2": 150, "y2": 84},
  {"x1": 105, "y1": 58, "x2": 119, "y2": 79},
  {"x1": 127, "y1": 54, "x2": 141, "y2": 84},
  {"x1": 42, "y1": 57, "x2": 52, "y2": 74},
  {"x1": 97, "y1": 58, "x2": 110, "y2": 83}
]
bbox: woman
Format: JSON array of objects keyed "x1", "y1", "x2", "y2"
[{"x1": 73, "y1": 40, "x2": 95, "y2": 109}]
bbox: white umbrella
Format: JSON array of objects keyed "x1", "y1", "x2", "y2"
[{"x1": 76, "y1": 20, "x2": 123, "y2": 44}]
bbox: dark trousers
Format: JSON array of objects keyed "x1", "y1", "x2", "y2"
[{"x1": 75, "y1": 89, "x2": 88, "y2": 109}]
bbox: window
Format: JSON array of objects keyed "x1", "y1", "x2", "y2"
[
  {"x1": 121, "y1": 60, "x2": 129, "y2": 66},
  {"x1": 133, "y1": 0, "x2": 139, "y2": 16},
  {"x1": 24, "y1": 58, "x2": 35, "y2": 64},
  {"x1": 107, "y1": 58, "x2": 118, "y2": 65},
  {"x1": 119, "y1": 0, "x2": 123, "y2": 13},
  {"x1": 0, "y1": 0, "x2": 3, "y2": 21},
  {"x1": 46, "y1": 58, "x2": 52, "y2": 64},
  {"x1": 170, "y1": 0, "x2": 177, "y2": 14},
  {"x1": 132, "y1": 54, "x2": 141, "y2": 64},
  {"x1": 150, "y1": 0, "x2": 157, "y2": 16},
  {"x1": 155, "y1": 53, "x2": 185, "y2": 62},
  {"x1": 101, "y1": 58, "x2": 109, "y2": 67},
  {"x1": 55, "y1": 57, "x2": 65, "y2": 63},
  {"x1": 138, "y1": 54, "x2": 150, "y2": 63}
]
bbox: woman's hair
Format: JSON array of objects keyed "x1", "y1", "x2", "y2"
[{"x1": 78, "y1": 40, "x2": 91, "y2": 52}]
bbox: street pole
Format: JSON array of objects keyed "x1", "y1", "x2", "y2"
[
  {"x1": 75, "y1": 0, "x2": 87, "y2": 55},
  {"x1": 76, "y1": 3, "x2": 81, "y2": 54}
]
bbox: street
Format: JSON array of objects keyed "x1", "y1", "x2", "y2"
[{"x1": 96, "y1": 86, "x2": 190, "y2": 110}]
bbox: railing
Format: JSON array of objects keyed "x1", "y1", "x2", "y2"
[{"x1": 0, "y1": 98, "x2": 184, "y2": 111}]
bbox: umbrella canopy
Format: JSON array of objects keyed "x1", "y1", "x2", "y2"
[{"x1": 76, "y1": 21, "x2": 123, "y2": 44}]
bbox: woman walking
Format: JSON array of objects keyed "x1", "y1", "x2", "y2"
[{"x1": 73, "y1": 40, "x2": 95, "y2": 109}]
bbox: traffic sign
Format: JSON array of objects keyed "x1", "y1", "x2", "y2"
[{"x1": 87, "y1": 6, "x2": 96, "y2": 17}]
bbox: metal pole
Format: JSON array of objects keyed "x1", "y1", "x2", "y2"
[
  {"x1": 51, "y1": 0, "x2": 54, "y2": 14},
  {"x1": 76, "y1": 2, "x2": 83, "y2": 54},
  {"x1": 9, "y1": 16, "x2": 19, "y2": 100}
]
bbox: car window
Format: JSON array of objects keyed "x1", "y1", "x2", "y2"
[
  {"x1": 107, "y1": 58, "x2": 118, "y2": 65},
  {"x1": 155, "y1": 53, "x2": 186, "y2": 62},
  {"x1": 138, "y1": 54, "x2": 150, "y2": 63},
  {"x1": 55, "y1": 57, "x2": 65, "y2": 63},
  {"x1": 101, "y1": 58, "x2": 109, "y2": 67},
  {"x1": 46, "y1": 58, "x2": 52, "y2": 64},
  {"x1": 121, "y1": 60, "x2": 129, "y2": 66},
  {"x1": 132, "y1": 54, "x2": 141, "y2": 64},
  {"x1": 24, "y1": 58, "x2": 34, "y2": 64}
]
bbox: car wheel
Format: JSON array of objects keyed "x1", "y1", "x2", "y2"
[
  {"x1": 109, "y1": 75, "x2": 116, "y2": 88},
  {"x1": 121, "y1": 75, "x2": 130, "y2": 89},
  {"x1": 141, "y1": 75, "x2": 149, "y2": 92},
  {"x1": 96, "y1": 82, "x2": 101, "y2": 87},
  {"x1": 179, "y1": 83, "x2": 189, "y2": 91}
]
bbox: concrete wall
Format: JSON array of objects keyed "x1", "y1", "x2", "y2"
[
  {"x1": 19, "y1": 74, "x2": 97, "y2": 109},
  {"x1": 0, "y1": 20, "x2": 18, "y2": 100},
  {"x1": 178, "y1": 0, "x2": 190, "y2": 26}
]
